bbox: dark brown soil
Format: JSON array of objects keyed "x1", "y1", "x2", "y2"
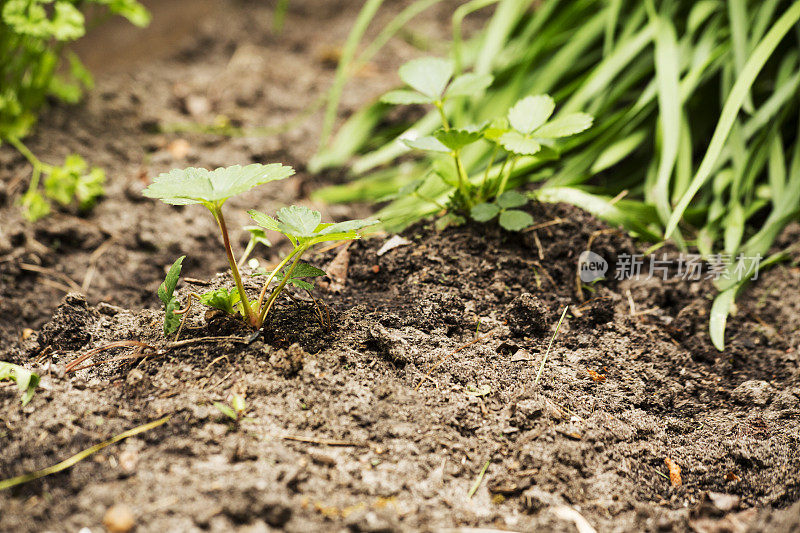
[{"x1": 1, "y1": 1, "x2": 799, "y2": 532}]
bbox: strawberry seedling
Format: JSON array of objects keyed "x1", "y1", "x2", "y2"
[
  {"x1": 144, "y1": 164, "x2": 376, "y2": 332},
  {"x1": 378, "y1": 57, "x2": 593, "y2": 230}
]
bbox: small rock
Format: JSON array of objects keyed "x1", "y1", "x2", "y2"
[
  {"x1": 166, "y1": 139, "x2": 191, "y2": 159},
  {"x1": 346, "y1": 510, "x2": 399, "y2": 533},
  {"x1": 367, "y1": 324, "x2": 416, "y2": 364},
  {"x1": 270, "y1": 343, "x2": 305, "y2": 376},
  {"x1": 505, "y1": 293, "x2": 549, "y2": 337},
  {"x1": 125, "y1": 369, "x2": 146, "y2": 386},
  {"x1": 731, "y1": 380, "x2": 774, "y2": 407},
  {"x1": 103, "y1": 504, "x2": 135, "y2": 533}
]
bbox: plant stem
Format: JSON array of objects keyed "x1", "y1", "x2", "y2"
[
  {"x1": 481, "y1": 145, "x2": 499, "y2": 199},
  {"x1": 254, "y1": 246, "x2": 302, "y2": 316},
  {"x1": 212, "y1": 205, "x2": 257, "y2": 327},
  {"x1": 435, "y1": 101, "x2": 450, "y2": 130},
  {"x1": 7, "y1": 136, "x2": 53, "y2": 195},
  {"x1": 453, "y1": 150, "x2": 472, "y2": 207},
  {"x1": 495, "y1": 155, "x2": 519, "y2": 197},
  {"x1": 238, "y1": 239, "x2": 256, "y2": 266},
  {"x1": 260, "y1": 247, "x2": 307, "y2": 323}
]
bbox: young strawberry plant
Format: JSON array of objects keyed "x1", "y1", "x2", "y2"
[
  {"x1": 379, "y1": 57, "x2": 592, "y2": 230},
  {"x1": 2, "y1": 0, "x2": 149, "y2": 220},
  {"x1": 144, "y1": 164, "x2": 376, "y2": 332},
  {"x1": 10, "y1": 142, "x2": 106, "y2": 221}
]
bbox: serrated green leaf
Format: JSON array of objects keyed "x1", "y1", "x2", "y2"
[
  {"x1": 143, "y1": 164, "x2": 294, "y2": 207},
  {"x1": 398, "y1": 57, "x2": 453, "y2": 99},
  {"x1": 158, "y1": 256, "x2": 185, "y2": 306},
  {"x1": 318, "y1": 219, "x2": 378, "y2": 235},
  {"x1": 508, "y1": 95, "x2": 555, "y2": 135},
  {"x1": 275, "y1": 205, "x2": 322, "y2": 237},
  {"x1": 534, "y1": 113, "x2": 594, "y2": 138},
  {"x1": 402, "y1": 135, "x2": 451, "y2": 153},
  {"x1": 496, "y1": 190, "x2": 528, "y2": 209},
  {"x1": 248, "y1": 210, "x2": 281, "y2": 232},
  {"x1": 285, "y1": 263, "x2": 327, "y2": 279},
  {"x1": 433, "y1": 128, "x2": 483, "y2": 151},
  {"x1": 445, "y1": 73, "x2": 493, "y2": 98},
  {"x1": 498, "y1": 209, "x2": 534, "y2": 231},
  {"x1": 470, "y1": 202, "x2": 501, "y2": 222},
  {"x1": 499, "y1": 131, "x2": 541, "y2": 155},
  {"x1": 199, "y1": 287, "x2": 241, "y2": 315},
  {"x1": 380, "y1": 90, "x2": 433, "y2": 105}
]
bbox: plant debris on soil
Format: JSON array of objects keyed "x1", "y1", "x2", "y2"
[{"x1": 1, "y1": 1, "x2": 799, "y2": 532}]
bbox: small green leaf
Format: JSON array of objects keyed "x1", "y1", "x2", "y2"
[
  {"x1": 496, "y1": 190, "x2": 528, "y2": 209},
  {"x1": 499, "y1": 131, "x2": 541, "y2": 155},
  {"x1": 0, "y1": 362, "x2": 40, "y2": 406},
  {"x1": 498, "y1": 209, "x2": 534, "y2": 231},
  {"x1": 534, "y1": 113, "x2": 593, "y2": 138},
  {"x1": 143, "y1": 164, "x2": 294, "y2": 207},
  {"x1": 231, "y1": 394, "x2": 246, "y2": 415},
  {"x1": 248, "y1": 210, "x2": 281, "y2": 232},
  {"x1": 75, "y1": 167, "x2": 105, "y2": 210},
  {"x1": 445, "y1": 73, "x2": 493, "y2": 98},
  {"x1": 243, "y1": 226, "x2": 271, "y2": 248},
  {"x1": 508, "y1": 95, "x2": 555, "y2": 135},
  {"x1": 402, "y1": 135, "x2": 451, "y2": 153},
  {"x1": 276, "y1": 205, "x2": 322, "y2": 237},
  {"x1": 710, "y1": 287, "x2": 736, "y2": 351},
  {"x1": 470, "y1": 202, "x2": 501, "y2": 222},
  {"x1": 398, "y1": 57, "x2": 453, "y2": 99},
  {"x1": 159, "y1": 256, "x2": 185, "y2": 335},
  {"x1": 380, "y1": 90, "x2": 433, "y2": 105},
  {"x1": 213, "y1": 402, "x2": 237, "y2": 420},
  {"x1": 199, "y1": 288, "x2": 242, "y2": 315},
  {"x1": 434, "y1": 128, "x2": 483, "y2": 151},
  {"x1": 19, "y1": 190, "x2": 51, "y2": 222},
  {"x1": 483, "y1": 117, "x2": 510, "y2": 142},
  {"x1": 317, "y1": 219, "x2": 378, "y2": 236},
  {"x1": 158, "y1": 256, "x2": 185, "y2": 306}
]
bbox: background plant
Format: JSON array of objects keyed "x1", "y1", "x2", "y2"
[
  {"x1": 1, "y1": 0, "x2": 150, "y2": 219},
  {"x1": 312, "y1": 0, "x2": 800, "y2": 349},
  {"x1": 144, "y1": 164, "x2": 376, "y2": 332}
]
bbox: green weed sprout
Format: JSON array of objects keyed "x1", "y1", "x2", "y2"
[
  {"x1": 214, "y1": 394, "x2": 246, "y2": 421},
  {"x1": 144, "y1": 164, "x2": 376, "y2": 332},
  {"x1": 9, "y1": 138, "x2": 106, "y2": 221},
  {"x1": 0, "y1": 362, "x2": 39, "y2": 406},
  {"x1": 380, "y1": 58, "x2": 592, "y2": 230}
]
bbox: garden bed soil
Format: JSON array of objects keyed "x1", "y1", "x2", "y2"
[{"x1": 1, "y1": 1, "x2": 800, "y2": 532}]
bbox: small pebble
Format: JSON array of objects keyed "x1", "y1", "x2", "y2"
[{"x1": 103, "y1": 504, "x2": 135, "y2": 533}]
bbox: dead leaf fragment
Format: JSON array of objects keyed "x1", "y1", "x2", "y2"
[
  {"x1": 665, "y1": 457, "x2": 682, "y2": 487},
  {"x1": 321, "y1": 242, "x2": 351, "y2": 293},
  {"x1": 586, "y1": 368, "x2": 606, "y2": 382},
  {"x1": 376, "y1": 235, "x2": 411, "y2": 256}
]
